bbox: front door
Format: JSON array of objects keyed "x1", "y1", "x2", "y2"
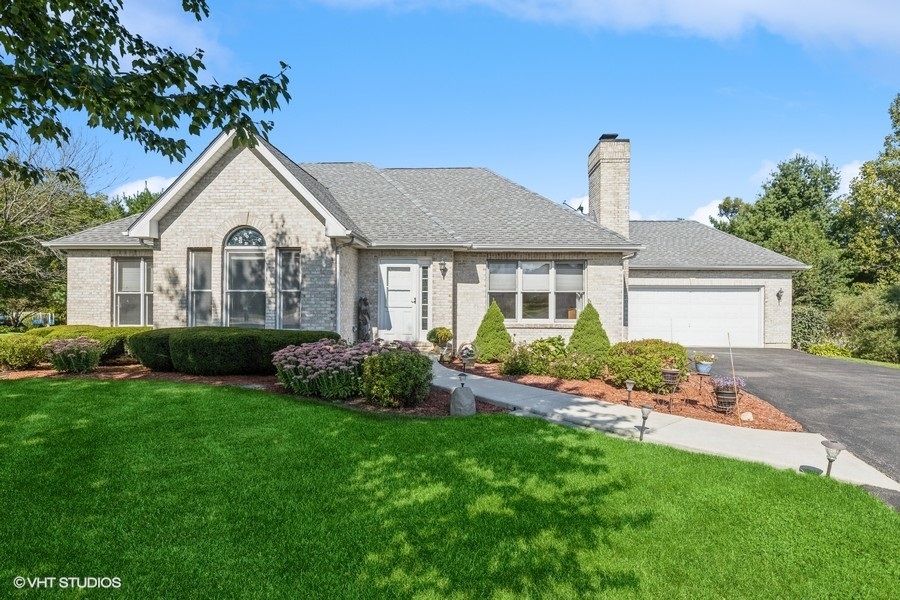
[{"x1": 378, "y1": 260, "x2": 418, "y2": 342}]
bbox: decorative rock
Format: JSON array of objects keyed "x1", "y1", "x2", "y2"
[
  {"x1": 740, "y1": 411, "x2": 754, "y2": 422},
  {"x1": 450, "y1": 386, "x2": 476, "y2": 416}
]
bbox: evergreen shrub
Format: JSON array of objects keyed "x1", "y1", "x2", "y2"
[
  {"x1": 127, "y1": 328, "x2": 178, "y2": 371},
  {"x1": 604, "y1": 339, "x2": 689, "y2": 391},
  {"x1": 473, "y1": 300, "x2": 512, "y2": 363},
  {"x1": 25, "y1": 325, "x2": 150, "y2": 362},
  {"x1": 567, "y1": 302, "x2": 610, "y2": 358}
]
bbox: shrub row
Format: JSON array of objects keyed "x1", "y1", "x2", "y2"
[
  {"x1": 127, "y1": 327, "x2": 341, "y2": 375},
  {"x1": 0, "y1": 335, "x2": 45, "y2": 370},
  {"x1": 25, "y1": 325, "x2": 150, "y2": 362}
]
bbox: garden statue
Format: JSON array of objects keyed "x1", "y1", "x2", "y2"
[{"x1": 357, "y1": 296, "x2": 371, "y2": 343}]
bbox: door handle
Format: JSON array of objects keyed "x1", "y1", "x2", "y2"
[{"x1": 411, "y1": 297, "x2": 417, "y2": 304}]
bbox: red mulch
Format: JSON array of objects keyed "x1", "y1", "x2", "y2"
[
  {"x1": 445, "y1": 360, "x2": 804, "y2": 432},
  {"x1": 0, "y1": 362, "x2": 506, "y2": 418}
]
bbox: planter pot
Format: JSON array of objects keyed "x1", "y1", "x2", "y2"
[
  {"x1": 661, "y1": 368, "x2": 680, "y2": 386},
  {"x1": 695, "y1": 362, "x2": 714, "y2": 375},
  {"x1": 713, "y1": 389, "x2": 738, "y2": 413}
]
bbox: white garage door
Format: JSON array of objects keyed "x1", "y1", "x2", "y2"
[{"x1": 628, "y1": 287, "x2": 763, "y2": 347}]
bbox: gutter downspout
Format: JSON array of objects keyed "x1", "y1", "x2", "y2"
[{"x1": 334, "y1": 235, "x2": 356, "y2": 338}]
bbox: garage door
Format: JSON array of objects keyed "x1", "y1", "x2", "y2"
[{"x1": 628, "y1": 287, "x2": 763, "y2": 347}]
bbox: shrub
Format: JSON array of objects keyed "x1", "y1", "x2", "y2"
[
  {"x1": 42, "y1": 337, "x2": 101, "y2": 374},
  {"x1": 168, "y1": 327, "x2": 341, "y2": 375},
  {"x1": 0, "y1": 335, "x2": 46, "y2": 370},
  {"x1": 127, "y1": 329, "x2": 177, "y2": 371},
  {"x1": 792, "y1": 305, "x2": 829, "y2": 350},
  {"x1": 604, "y1": 339, "x2": 689, "y2": 391},
  {"x1": 828, "y1": 288, "x2": 900, "y2": 363},
  {"x1": 273, "y1": 339, "x2": 383, "y2": 399},
  {"x1": 361, "y1": 346, "x2": 433, "y2": 408},
  {"x1": 426, "y1": 327, "x2": 454, "y2": 347},
  {"x1": 807, "y1": 342, "x2": 852, "y2": 358},
  {"x1": 500, "y1": 344, "x2": 532, "y2": 375},
  {"x1": 473, "y1": 300, "x2": 512, "y2": 363},
  {"x1": 567, "y1": 302, "x2": 610, "y2": 358},
  {"x1": 526, "y1": 336, "x2": 566, "y2": 375},
  {"x1": 25, "y1": 325, "x2": 150, "y2": 362},
  {"x1": 547, "y1": 352, "x2": 604, "y2": 381}
]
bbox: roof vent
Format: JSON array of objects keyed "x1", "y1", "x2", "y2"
[{"x1": 599, "y1": 133, "x2": 619, "y2": 140}]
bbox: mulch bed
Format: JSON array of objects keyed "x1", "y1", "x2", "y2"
[{"x1": 445, "y1": 360, "x2": 805, "y2": 432}]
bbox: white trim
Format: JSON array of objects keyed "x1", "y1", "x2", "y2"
[
  {"x1": 113, "y1": 257, "x2": 153, "y2": 326},
  {"x1": 377, "y1": 258, "x2": 420, "y2": 342},
  {"x1": 277, "y1": 249, "x2": 303, "y2": 330}
]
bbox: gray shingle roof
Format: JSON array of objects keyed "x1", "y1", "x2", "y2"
[
  {"x1": 628, "y1": 220, "x2": 808, "y2": 270},
  {"x1": 300, "y1": 164, "x2": 637, "y2": 249},
  {"x1": 44, "y1": 214, "x2": 144, "y2": 248}
]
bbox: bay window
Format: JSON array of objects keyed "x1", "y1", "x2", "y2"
[{"x1": 488, "y1": 260, "x2": 584, "y2": 321}]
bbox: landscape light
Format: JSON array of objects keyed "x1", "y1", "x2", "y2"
[
  {"x1": 639, "y1": 404, "x2": 653, "y2": 442},
  {"x1": 821, "y1": 440, "x2": 846, "y2": 478}
]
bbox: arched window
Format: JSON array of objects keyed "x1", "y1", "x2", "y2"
[{"x1": 225, "y1": 227, "x2": 266, "y2": 328}]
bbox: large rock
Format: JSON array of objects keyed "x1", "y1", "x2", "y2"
[{"x1": 450, "y1": 386, "x2": 476, "y2": 416}]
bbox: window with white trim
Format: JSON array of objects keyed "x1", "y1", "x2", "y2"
[
  {"x1": 487, "y1": 260, "x2": 584, "y2": 321},
  {"x1": 278, "y1": 249, "x2": 302, "y2": 329},
  {"x1": 225, "y1": 228, "x2": 266, "y2": 328},
  {"x1": 189, "y1": 250, "x2": 213, "y2": 326},
  {"x1": 114, "y1": 258, "x2": 153, "y2": 326}
]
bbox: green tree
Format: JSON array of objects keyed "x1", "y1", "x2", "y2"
[
  {"x1": 711, "y1": 156, "x2": 846, "y2": 308},
  {"x1": 0, "y1": 0, "x2": 290, "y2": 185},
  {"x1": 473, "y1": 300, "x2": 512, "y2": 363},
  {"x1": 836, "y1": 95, "x2": 900, "y2": 286},
  {"x1": 117, "y1": 186, "x2": 162, "y2": 216}
]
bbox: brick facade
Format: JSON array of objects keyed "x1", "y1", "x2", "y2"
[{"x1": 65, "y1": 249, "x2": 153, "y2": 326}]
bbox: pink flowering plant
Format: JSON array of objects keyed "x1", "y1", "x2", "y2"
[{"x1": 42, "y1": 337, "x2": 101, "y2": 374}]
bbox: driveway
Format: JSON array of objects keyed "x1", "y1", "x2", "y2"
[{"x1": 698, "y1": 348, "x2": 900, "y2": 506}]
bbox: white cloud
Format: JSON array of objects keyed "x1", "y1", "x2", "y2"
[
  {"x1": 687, "y1": 199, "x2": 721, "y2": 227},
  {"x1": 838, "y1": 160, "x2": 862, "y2": 196},
  {"x1": 314, "y1": 1, "x2": 900, "y2": 51},
  {"x1": 110, "y1": 176, "x2": 177, "y2": 199},
  {"x1": 119, "y1": 3, "x2": 232, "y2": 69}
]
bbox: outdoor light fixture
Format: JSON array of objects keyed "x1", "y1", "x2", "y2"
[
  {"x1": 821, "y1": 440, "x2": 846, "y2": 478},
  {"x1": 639, "y1": 404, "x2": 653, "y2": 442},
  {"x1": 776, "y1": 288, "x2": 785, "y2": 302},
  {"x1": 625, "y1": 379, "x2": 635, "y2": 405},
  {"x1": 458, "y1": 372, "x2": 467, "y2": 387},
  {"x1": 439, "y1": 260, "x2": 448, "y2": 279}
]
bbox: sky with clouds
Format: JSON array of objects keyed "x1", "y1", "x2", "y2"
[{"x1": 97, "y1": 0, "x2": 900, "y2": 225}]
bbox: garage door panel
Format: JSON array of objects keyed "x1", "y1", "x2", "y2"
[{"x1": 628, "y1": 287, "x2": 762, "y2": 347}]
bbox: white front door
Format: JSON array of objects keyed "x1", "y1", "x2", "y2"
[{"x1": 378, "y1": 260, "x2": 418, "y2": 342}]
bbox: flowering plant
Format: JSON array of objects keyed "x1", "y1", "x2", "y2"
[
  {"x1": 692, "y1": 352, "x2": 717, "y2": 364},
  {"x1": 42, "y1": 337, "x2": 101, "y2": 374},
  {"x1": 272, "y1": 338, "x2": 419, "y2": 400},
  {"x1": 711, "y1": 375, "x2": 745, "y2": 391}
]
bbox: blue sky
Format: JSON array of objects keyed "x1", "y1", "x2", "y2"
[{"x1": 96, "y1": 0, "x2": 900, "y2": 225}]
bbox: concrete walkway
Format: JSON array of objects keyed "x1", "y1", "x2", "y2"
[{"x1": 432, "y1": 361, "x2": 900, "y2": 493}]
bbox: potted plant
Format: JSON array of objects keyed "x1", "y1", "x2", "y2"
[
  {"x1": 692, "y1": 351, "x2": 717, "y2": 375},
  {"x1": 711, "y1": 375, "x2": 745, "y2": 413},
  {"x1": 426, "y1": 327, "x2": 454, "y2": 356},
  {"x1": 661, "y1": 356, "x2": 681, "y2": 386}
]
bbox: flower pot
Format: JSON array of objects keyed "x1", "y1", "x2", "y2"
[
  {"x1": 713, "y1": 389, "x2": 738, "y2": 413},
  {"x1": 695, "y1": 362, "x2": 714, "y2": 375}
]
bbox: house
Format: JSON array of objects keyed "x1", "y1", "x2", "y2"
[{"x1": 44, "y1": 133, "x2": 806, "y2": 348}]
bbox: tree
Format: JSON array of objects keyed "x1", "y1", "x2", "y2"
[
  {"x1": 836, "y1": 94, "x2": 900, "y2": 286},
  {"x1": 0, "y1": 0, "x2": 290, "y2": 185},
  {"x1": 117, "y1": 186, "x2": 162, "y2": 216},
  {"x1": 0, "y1": 137, "x2": 124, "y2": 318},
  {"x1": 473, "y1": 300, "x2": 512, "y2": 363},
  {"x1": 711, "y1": 156, "x2": 846, "y2": 308},
  {"x1": 567, "y1": 302, "x2": 610, "y2": 357}
]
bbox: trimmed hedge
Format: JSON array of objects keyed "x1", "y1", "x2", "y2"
[
  {"x1": 604, "y1": 339, "x2": 689, "y2": 391},
  {"x1": 24, "y1": 325, "x2": 150, "y2": 362},
  {"x1": 131, "y1": 327, "x2": 341, "y2": 375},
  {"x1": 361, "y1": 348, "x2": 433, "y2": 408},
  {"x1": 567, "y1": 302, "x2": 611, "y2": 358},
  {"x1": 0, "y1": 335, "x2": 46, "y2": 370}
]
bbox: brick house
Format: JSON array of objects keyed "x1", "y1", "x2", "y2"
[{"x1": 45, "y1": 133, "x2": 806, "y2": 348}]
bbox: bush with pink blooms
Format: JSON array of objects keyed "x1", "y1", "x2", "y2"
[{"x1": 42, "y1": 337, "x2": 101, "y2": 374}]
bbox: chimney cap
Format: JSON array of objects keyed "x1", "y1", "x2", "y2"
[{"x1": 600, "y1": 133, "x2": 619, "y2": 140}]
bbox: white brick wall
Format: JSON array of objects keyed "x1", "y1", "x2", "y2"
[{"x1": 66, "y1": 249, "x2": 153, "y2": 326}]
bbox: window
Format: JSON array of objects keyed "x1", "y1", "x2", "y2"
[
  {"x1": 189, "y1": 250, "x2": 213, "y2": 326},
  {"x1": 487, "y1": 261, "x2": 584, "y2": 321},
  {"x1": 420, "y1": 265, "x2": 429, "y2": 331},
  {"x1": 115, "y1": 258, "x2": 153, "y2": 326},
  {"x1": 278, "y1": 250, "x2": 302, "y2": 329},
  {"x1": 225, "y1": 228, "x2": 265, "y2": 328}
]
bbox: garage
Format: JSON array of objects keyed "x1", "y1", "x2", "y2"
[{"x1": 627, "y1": 286, "x2": 763, "y2": 347}]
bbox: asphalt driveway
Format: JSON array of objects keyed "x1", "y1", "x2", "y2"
[{"x1": 698, "y1": 348, "x2": 899, "y2": 505}]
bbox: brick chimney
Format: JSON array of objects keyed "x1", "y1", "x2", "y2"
[{"x1": 587, "y1": 133, "x2": 630, "y2": 239}]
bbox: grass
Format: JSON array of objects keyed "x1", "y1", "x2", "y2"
[{"x1": 1, "y1": 379, "x2": 898, "y2": 599}]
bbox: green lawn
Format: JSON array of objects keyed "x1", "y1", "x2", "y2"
[{"x1": 1, "y1": 379, "x2": 897, "y2": 599}]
